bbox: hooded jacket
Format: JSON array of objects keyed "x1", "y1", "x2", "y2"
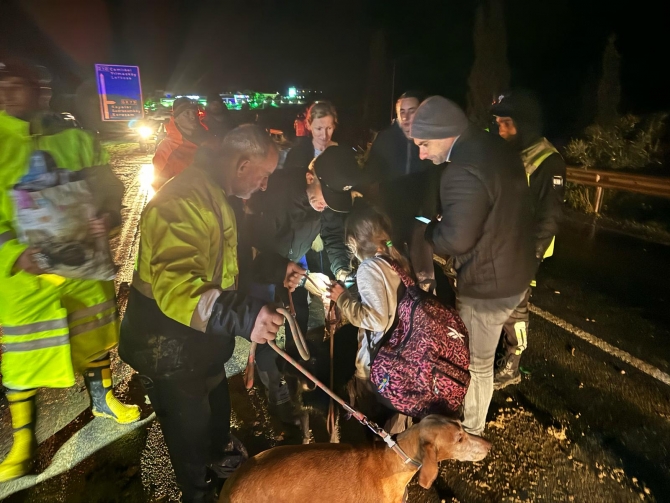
[{"x1": 492, "y1": 92, "x2": 566, "y2": 258}]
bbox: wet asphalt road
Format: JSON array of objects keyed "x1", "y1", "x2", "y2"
[{"x1": 1, "y1": 144, "x2": 669, "y2": 502}]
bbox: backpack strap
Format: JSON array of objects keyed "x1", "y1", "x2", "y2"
[{"x1": 376, "y1": 255, "x2": 415, "y2": 288}]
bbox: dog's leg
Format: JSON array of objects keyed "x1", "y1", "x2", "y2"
[
  {"x1": 300, "y1": 410, "x2": 312, "y2": 444},
  {"x1": 328, "y1": 406, "x2": 340, "y2": 444}
]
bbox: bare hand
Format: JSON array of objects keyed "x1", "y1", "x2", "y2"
[
  {"x1": 250, "y1": 305, "x2": 284, "y2": 344},
  {"x1": 324, "y1": 281, "x2": 345, "y2": 303},
  {"x1": 304, "y1": 272, "x2": 330, "y2": 296},
  {"x1": 284, "y1": 261, "x2": 307, "y2": 292},
  {"x1": 13, "y1": 248, "x2": 45, "y2": 275}
]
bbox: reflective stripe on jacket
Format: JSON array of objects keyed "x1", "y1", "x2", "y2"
[
  {"x1": 0, "y1": 111, "x2": 117, "y2": 390},
  {"x1": 134, "y1": 163, "x2": 239, "y2": 332}
]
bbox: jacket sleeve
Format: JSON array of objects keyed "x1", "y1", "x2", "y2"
[
  {"x1": 143, "y1": 200, "x2": 266, "y2": 337},
  {"x1": 336, "y1": 261, "x2": 392, "y2": 332},
  {"x1": 320, "y1": 208, "x2": 350, "y2": 277},
  {"x1": 430, "y1": 164, "x2": 490, "y2": 257},
  {"x1": 142, "y1": 201, "x2": 224, "y2": 331},
  {"x1": 206, "y1": 290, "x2": 265, "y2": 341},
  {"x1": 152, "y1": 140, "x2": 178, "y2": 189},
  {"x1": 531, "y1": 153, "x2": 566, "y2": 257}
]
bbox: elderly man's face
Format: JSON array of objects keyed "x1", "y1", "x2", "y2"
[
  {"x1": 414, "y1": 137, "x2": 456, "y2": 165},
  {"x1": 233, "y1": 149, "x2": 279, "y2": 199}
]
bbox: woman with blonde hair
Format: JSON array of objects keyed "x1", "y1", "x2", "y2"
[{"x1": 284, "y1": 101, "x2": 338, "y2": 172}]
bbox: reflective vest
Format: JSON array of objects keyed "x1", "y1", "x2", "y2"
[
  {"x1": 0, "y1": 111, "x2": 118, "y2": 390},
  {"x1": 133, "y1": 163, "x2": 239, "y2": 332},
  {"x1": 520, "y1": 137, "x2": 559, "y2": 259}
]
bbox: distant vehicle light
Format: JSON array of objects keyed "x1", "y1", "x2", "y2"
[
  {"x1": 138, "y1": 126, "x2": 153, "y2": 139},
  {"x1": 288, "y1": 87, "x2": 297, "y2": 98}
]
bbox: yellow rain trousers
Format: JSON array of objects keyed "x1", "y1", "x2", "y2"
[{"x1": 0, "y1": 111, "x2": 118, "y2": 390}]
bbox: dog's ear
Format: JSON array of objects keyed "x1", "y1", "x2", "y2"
[{"x1": 418, "y1": 441, "x2": 438, "y2": 489}]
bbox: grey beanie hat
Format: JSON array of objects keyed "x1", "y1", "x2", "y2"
[{"x1": 410, "y1": 96, "x2": 468, "y2": 139}]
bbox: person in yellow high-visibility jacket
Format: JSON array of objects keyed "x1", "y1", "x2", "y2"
[
  {"x1": 0, "y1": 61, "x2": 140, "y2": 483},
  {"x1": 492, "y1": 90, "x2": 567, "y2": 389},
  {"x1": 119, "y1": 125, "x2": 302, "y2": 503}
]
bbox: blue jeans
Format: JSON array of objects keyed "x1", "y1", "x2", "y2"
[{"x1": 457, "y1": 291, "x2": 527, "y2": 435}]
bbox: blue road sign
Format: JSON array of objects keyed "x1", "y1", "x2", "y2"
[{"x1": 95, "y1": 64, "x2": 144, "y2": 121}]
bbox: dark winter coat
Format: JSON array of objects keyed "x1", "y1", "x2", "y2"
[
  {"x1": 366, "y1": 121, "x2": 431, "y2": 182},
  {"x1": 282, "y1": 136, "x2": 318, "y2": 173},
  {"x1": 429, "y1": 125, "x2": 538, "y2": 299}
]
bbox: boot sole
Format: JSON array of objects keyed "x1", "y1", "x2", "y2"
[{"x1": 92, "y1": 409, "x2": 141, "y2": 425}]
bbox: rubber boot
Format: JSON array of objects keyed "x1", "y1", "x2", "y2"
[
  {"x1": 494, "y1": 353, "x2": 522, "y2": 390},
  {"x1": 0, "y1": 389, "x2": 38, "y2": 482},
  {"x1": 83, "y1": 358, "x2": 141, "y2": 424},
  {"x1": 257, "y1": 369, "x2": 300, "y2": 425}
]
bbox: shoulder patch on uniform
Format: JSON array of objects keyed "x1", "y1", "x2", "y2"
[{"x1": 553, "y1": 175, "x2": 564, "y2": 188}]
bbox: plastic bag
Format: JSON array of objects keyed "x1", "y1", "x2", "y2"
[{"x1": 12, "y1": 150, "x2": 116, "y2": 280}]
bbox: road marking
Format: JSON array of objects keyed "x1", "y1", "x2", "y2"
[{"x1": 530, "y1": 304, "x2": 670, "y2": 387}]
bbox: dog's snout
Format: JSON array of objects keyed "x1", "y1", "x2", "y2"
[{"x1": 466, "y1": 434, "x2": 492, "y2": 461}]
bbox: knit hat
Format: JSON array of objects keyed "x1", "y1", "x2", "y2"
[
  {"x1": 410, "y1": 96, "x2": 468, "y2": 140},
  {"x1": 173, "y1": 97, "x2": 197, "y2": 118},
  {"x1": 312, "y1": 145, "x2": 363, "y2": 213}
]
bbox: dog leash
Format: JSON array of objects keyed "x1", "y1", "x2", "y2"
[
  {"x1": 245, "y1": 290, "x2": 311, "y2": 390},
  {"x1": 243, "y1": 282, "x2": 421, "y2": 468},
  {"x1": 325, "y1": 300, "x2": 339, "y2": 442},
  {"x1": 266, "y1": 324, "x2": 422, "y2": 470}
]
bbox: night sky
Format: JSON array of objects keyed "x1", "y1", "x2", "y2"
[{"x1": 1, "y1": 0, "x2": 668, "y2": 137}]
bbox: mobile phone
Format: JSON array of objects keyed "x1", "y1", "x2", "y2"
[{"x1": 415, "y1": 216, "x2": 431, "y2": 224}]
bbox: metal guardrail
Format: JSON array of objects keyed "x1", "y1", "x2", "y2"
[{"x1": 566, "y1": 166, "x2": 670, "y2": 213}]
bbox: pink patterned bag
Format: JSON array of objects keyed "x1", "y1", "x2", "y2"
[{"x1": 370, "y1": 259, "x2": 470, "y2": 418}]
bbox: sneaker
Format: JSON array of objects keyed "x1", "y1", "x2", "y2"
[{"x1": 494, "y1": 353, "x2": 522, "y2": 390}]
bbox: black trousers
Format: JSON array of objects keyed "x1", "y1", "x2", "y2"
[{"x1": 139, "y1": 370, "x2": 231, "y2": 503}]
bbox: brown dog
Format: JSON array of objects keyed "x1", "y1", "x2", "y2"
[{"x1": 219, "y1": 415, "x2": 491, "y2": 503}]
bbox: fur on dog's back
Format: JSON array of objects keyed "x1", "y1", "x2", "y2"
[{"x1": 220, "y1": 443, "x2": 403, "y2": 503}]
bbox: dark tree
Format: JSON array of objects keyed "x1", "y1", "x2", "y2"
[
  {"x1": 466, "y1": 0, "x2": 510, "y2": 128},
  {"x1": 596, "y1": 34, "x2": 621, "y2": 127}
]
